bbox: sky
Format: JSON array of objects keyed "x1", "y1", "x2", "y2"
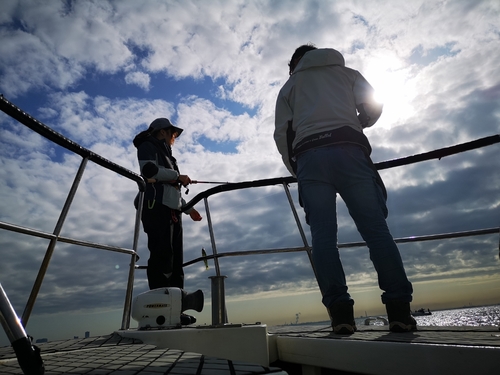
[{"x1": 0, "y1": 0, "x2": 499, "y2": 346}]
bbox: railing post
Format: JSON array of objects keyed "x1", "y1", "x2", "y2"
[
  {"x1": 209, "y1": 275, "x2": 228, "y2": 326},
  {"x1": 282, "y1": 182, "x2": 315, "y2": 272},
  {"x1": 22, "y1": 156, "x2": 89, "y2": 327},
  {"x1": 282, "y1": 183, "x2": 309, "y2": 246},
  {"x1": 121, "y1": 190, "x2": 144, "y2": 330},
  {"x1": 0, "y1": 284, "x2": 44, "y2": 374},
  {"x1": 282, "y1": 182, "x2": 331, "y2": 319},
  {"x1": 204, "y1": 197, "x2": 221, "y2": 276},
  {"x1": 204, "y1": 197, "x2": 229, "y2": 324}
]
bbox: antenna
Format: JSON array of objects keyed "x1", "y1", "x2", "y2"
[{"x1": 295, "y1": 312, "x2": 301, "y2": 324}]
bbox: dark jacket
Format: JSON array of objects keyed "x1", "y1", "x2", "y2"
[{"x1": 133, "y1": 134, "x2": 189, "y2": 211}]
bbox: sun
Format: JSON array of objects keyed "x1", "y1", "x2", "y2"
[{"x1": 364, "y1": 54, "x2": 417, "y2": 126}]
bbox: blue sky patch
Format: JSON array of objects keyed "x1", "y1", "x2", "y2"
[
  {"x1": 409, "y1": 43, "x2": 459, "y2": 65},
  {"x1": 70, "y1": 70, "x2": 255, "y2": 118},
  {"x1": 197, "y1": 134, "x2": 239, "y2": 154}
]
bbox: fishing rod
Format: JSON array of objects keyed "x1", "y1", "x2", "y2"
[
  {"x1": 191, "y1": 180, "x2": 232, "y2": 185},
  {"x1": 185, "y1": 180, "x2": 233, "y2": 194},
  {"x1": 145, "y1": 178, "x2": 232, "y2": 194},
  {"x1": 146, "y1": 179, "x2": 232, "y2": 185}
]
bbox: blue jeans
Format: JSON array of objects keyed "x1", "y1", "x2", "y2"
[{"x1": 296, "y1": 144, "x2": 413, "y2": 308}]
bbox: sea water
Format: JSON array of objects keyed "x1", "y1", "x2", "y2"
[
  {"x1": 357, "y1": 304, "x2": 500, "y2": 327},
  {"x1": 412, "y1": 304, "x2": 500, "y2": 327}
]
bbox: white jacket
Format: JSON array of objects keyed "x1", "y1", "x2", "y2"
[{"x1": 274, "y1": 48, "x2": 383, "y2": 176}]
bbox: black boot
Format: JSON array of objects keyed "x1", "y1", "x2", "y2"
[
  {"x1": 386, "y1": 301, "x2": 417, "y2": 332},
  {"x1": 329, "y1": 301, "x2": 357, "y2": 334}
]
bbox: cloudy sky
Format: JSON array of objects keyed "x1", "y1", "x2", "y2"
[{"x1": 0, "y1": 0, "x2": 499, "y2": 345}]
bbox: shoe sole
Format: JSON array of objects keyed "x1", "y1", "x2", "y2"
[
  {"x1": 333, "y1": 324, "x2": 357, "y2": 334},
  {"x1": 389, "y1": 322, "x2": 417, "y2": 332}
]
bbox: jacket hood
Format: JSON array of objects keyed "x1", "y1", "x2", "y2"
[
  {"x1": 133, "y1": 132, "x2": 162, "y2": 149},
  {"x1": 293, "y1": 48, "x2": 345, "y2": 74}
]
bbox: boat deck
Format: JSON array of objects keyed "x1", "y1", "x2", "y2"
[
  {"x1": 0, "y1": 332, "x2": 287, "y2": 375},
  {"x1": 1, "y1": 324, "x2": 499, "y2": 375},
  {"x1": 269, "y1": 324, "x2": 500, "y2": 374},
  {"x1": 270, "y1": 323, "x2": 500, "y2": 346}
]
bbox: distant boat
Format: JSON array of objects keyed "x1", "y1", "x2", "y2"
[{"x1": 412, "y1": 308, "x2": 432, "y2": 316}]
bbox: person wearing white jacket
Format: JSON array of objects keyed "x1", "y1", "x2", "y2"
[{"x1": 274, "y1": 45, "x2": 416, "y2": 334}]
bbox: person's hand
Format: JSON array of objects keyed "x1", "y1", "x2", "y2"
[
  {"x1": 189, "y1": 209, "x2": 202, "y2": 221},
  {"x1": 178, "y1": 175, "x2": 191, "y2": 186}
]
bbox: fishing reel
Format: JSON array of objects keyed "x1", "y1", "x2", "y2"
[{"x1": 131, "y1": 288, "x2": 204, "y2": 329}]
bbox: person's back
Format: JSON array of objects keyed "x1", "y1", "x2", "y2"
[
  {"x1": 274, "y1": 44, "x2": 416, "y2": 335},
  {"x1": 275, "y1": 47, "x2": 382, "y2": 176},
  {"x1": 287, "y1": 49, "x2": 364, "y2": 135}
]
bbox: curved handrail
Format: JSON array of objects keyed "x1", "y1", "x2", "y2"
[
  {"x1": 0, "y1": 221, "x2": 138, "y2": 256},
  {"x1": 374, "y1": 134, "x2": 500, "y2": 170},
  {"x1": 182, "y1": 134, "x2": 500, "y2": 210},
  {"x1": 181, "y1": 227, "x2": 499, "y2": 268},
  {"x1": 0, "y1": 95, "x2": 146, "y2": 192}
]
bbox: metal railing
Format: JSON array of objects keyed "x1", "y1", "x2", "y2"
[
  {"x1": 180, "y1": 135, "x2": 500, "y2": 272},
  {"x1": 1, "y1": 94, "x2": 499, "y2": 334},
  {"x1": 0, "y1": 95, "x2": 146, "y2": 331},
  {"x1": 179, "y1": 139, "x2": 499, "y2": 323}
]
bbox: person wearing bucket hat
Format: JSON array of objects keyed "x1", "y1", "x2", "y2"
[
  {"x1": 149, "y1": 118, "x2": 184, "y2": 137},
  {"x1": 133, "y1": 118, "x2": 202, "y2": 324}
]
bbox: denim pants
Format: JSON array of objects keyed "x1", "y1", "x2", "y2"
[{"x1": 296, "y1": 144, "x2": 413, "y2": 308}]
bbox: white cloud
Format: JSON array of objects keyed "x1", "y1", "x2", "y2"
[
  {"x1": 125, "y1": 71, "x2": 151, "y2": 91},
  {"x1": 37, "y1": 93, "x2": 175, "y2": 151},
  {"x1": 0, "y1": 27, "x2": 86, "y2": 97}
]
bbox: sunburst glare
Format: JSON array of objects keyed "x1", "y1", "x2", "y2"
[{"x1": 364, "y1": 55, "x2": 417, "y2": 127}]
